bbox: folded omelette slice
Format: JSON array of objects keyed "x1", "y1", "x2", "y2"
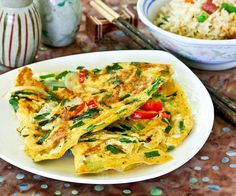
[
  {"x1": 10, "y1": 62, "x2": 172, "y2": 162},
  {"x1": 72, "y1": 127, "x2": 172, "y2": 174},
  {"x1": 72, "y1": 78, "x2": 192, "y2": 174}
]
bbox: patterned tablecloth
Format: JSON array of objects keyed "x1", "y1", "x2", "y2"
[{"x1": 0, "y1": 1, "x2": 236, "y2": 195}]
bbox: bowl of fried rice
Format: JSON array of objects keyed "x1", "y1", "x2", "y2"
[{"x1": 137, "y1": 0, "x2": 236, "y2": 70}]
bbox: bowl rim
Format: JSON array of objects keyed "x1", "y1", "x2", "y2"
[{"x1": 137, "y1": 0, "x2": 236, "y2": 45}]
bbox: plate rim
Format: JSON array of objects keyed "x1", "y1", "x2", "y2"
[{"x1": 0, "y1": 50, "x2": 214, "y2": 184}]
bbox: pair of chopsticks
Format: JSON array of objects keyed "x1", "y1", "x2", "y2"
[
  {"x1": 90, "y1": 0, "x2": 236, "y2": 126},
  {"x1": 90, "y1": 0, "x2": 160, "y2": 50}
]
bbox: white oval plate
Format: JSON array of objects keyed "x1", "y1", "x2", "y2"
[{"x1": 0, "y1": 50, "x2": 214, "y2": 184}]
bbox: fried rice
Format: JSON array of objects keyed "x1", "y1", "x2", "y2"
[{"x1": 154, "y1": 0, "x2": 236, "y2": 40}]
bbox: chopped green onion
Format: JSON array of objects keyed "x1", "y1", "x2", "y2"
[
  {"x1": 113, "y1": 78, "x2": 124, "y2": 85},
  {"x1": 40, "y1": 73, "x2": 55, "y2": 79},
  {"x1": 116, "y1": 108, "x2": 127, "y2": 114},
  {"x1": 179, "y1": 121, "x2": 185, "y2": 131},
  {"x1": 46, "y1": 91, "x2": 60, "y2": 102},
  {"x1": 136, "y1": 123, "x2": 145, "y2": 130},
  {"x1": 52, "y1": 86, "x2": 66, "y2": 90},
  {"x1": 55, "y1": 71, "x2": 69, "y2": 80},
  {"x1": 70, "y1": 121, "x2": 85, "y2": 129},
  {"x1": 76, "y1": 66, "x2": 85, "y2": 70},
  {"x1": 119, "y1": 94, "x2": 130, "y2": 101},
  {"x1": 167, "y1": 145, "x2": 175, "y2": 152},
  {"x1": 9, "y1": 96, "x2": 19, "y2": 112},
  {"x1": 197, "y1": 12, "x2": 208, "y2": 23},
  {"x1": 34, "y1": 113, "x2": 50, "y2": 121},
  {"x1": 120, "y1": 124, "x2": 132, "y2": 131},
  {"x1": 106, "y1": 63, "x2": 123, "y2": 73},
  {"x1": 120, "y1": 137, "x2": 136, "y2": 143},
  {"x1": 85, "y1": 124, "x2": 97, "y2": 132},
  {"x1": 221, "y1": 3, "x2": 236, "y2": 13},
  {"x1": 14, "y1": 92, "x2": 37, "y2": 96},
  {"x1": 93, "y1": 68, "x2": 101, "y2": 74},
  {"x1": 166, "y1": 92, "x2": 177, "y2": 97},
  {"x1": 79, "y1": 137, "x2": 96, "y2": 142},
  {"x1": 70, "y1": 108, "x2": 100, "y2": 121},
  {"x1": 106, "y1": 144, "x2": 125, "y2": 154},
  {"x1": 38, "y1": 114, "x2": 59, "y2": 127},
  {"x1": 147, "y1": 77, "x2": 165, "y2": 96},
  {"x1": 126, "y1": 98, "x2": 139, "y2": 105},
  {"x1": 135, "y1": 69, "x2": 142, "y2": 76},
  {"x1": 161, "y1": 118, "x2": 169, "y2": 124},
  {"x1": 165, "y1": 125, "x2": 172, "y2": 134},
  {"x1": 37, "y1": 130, "x2": 52, "y2": 145},
  {"x1": 144, "y1": 150, "x2": 160, "y2": 158}
]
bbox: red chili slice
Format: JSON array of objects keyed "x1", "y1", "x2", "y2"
[
  {"x1": 131, "y1": 111, "x2": 158, "y2": 119},
  {"x1": 70, "y1": 102, "x2": 85, "y2": 118},
  {"x1": 86, "y1": 99, "x2": 98, "y2": 109},
  {"x1": 79, "y1": 70, "x2": 88, "y2": 84},
  {"x1": 140, "y1": 101, "x2": 162, "y2": 112},
  {"x1": 161, "y1": 112, "x2": 169, "y2": 119},
  {"x1": 202, "y1": 0, "x2": 218, "y2": 14}
]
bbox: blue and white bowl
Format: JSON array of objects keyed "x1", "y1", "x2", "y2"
[{"x1": 137, "y1": 0, "x2": 236, "y2": 70}]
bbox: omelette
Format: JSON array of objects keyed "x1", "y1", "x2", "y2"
[
  {"x1": 10, "y1": 62, "x2": 172, "y2": 162},
  {"x1": 71, "y1": 79, "x2": 193, "y2": 174},
  {"x1": 9, "y1": 62, "x2": 193, "y2": 175}
]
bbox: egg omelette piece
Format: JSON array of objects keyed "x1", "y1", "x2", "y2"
[
  {"x1": 10, "y1": 62, "x2": 172, "y2": 162},
  {"x1": 72, "y1": 78, "x2": 192, "y2": 174},
  {"x1": 72, "y1": 129, "x2": 172, "y2": 174}
]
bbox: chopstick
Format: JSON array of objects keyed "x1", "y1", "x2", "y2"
[
  {"x1": 90, "y1": 0, "x2": 160, "y2": 50},
  {"x1": 203, "y1": 82, "x2": 236, "y2": 112},
  {"x1": 90, "y1": 0, "x2": 236, "y2": 126}
]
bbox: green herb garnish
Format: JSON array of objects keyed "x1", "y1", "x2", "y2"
[
  {"x1": 106, "y1": 63, "x2": 123, "y2": 73},
  {"x1": 144, "y1": 150, "x2": 160, "y2": 158},
  {"x1": 34, "y1": 113, "x2": 50, "y2": 121},
  {"x1": 106, "y1": 144, "x2": 125, "y2": 154},
  {"x1": 40, "y1": 73, "x2": 55, "y2": 79}
]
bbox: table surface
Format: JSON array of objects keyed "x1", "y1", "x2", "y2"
[{"x1": 0, "y1": 1, "x2": 236, "y2": 195}]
